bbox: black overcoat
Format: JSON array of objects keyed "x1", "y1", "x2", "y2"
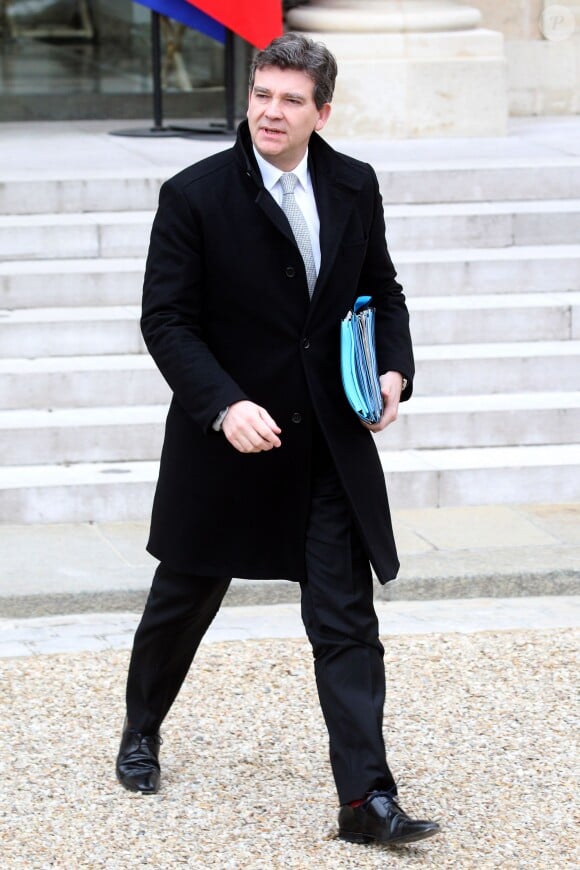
[{"x1": 142, "y1": 121, "x2": 414, "y2": 583}]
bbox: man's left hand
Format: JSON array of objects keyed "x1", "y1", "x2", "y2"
[{"x1": 362, "y1": 371, "x2": 403, "y2": 433}]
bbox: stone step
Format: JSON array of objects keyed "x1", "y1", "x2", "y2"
[
  {"x1": 0, "y1": 406, "x2": 167, "y2": 465},
  {"x1": 0, "y1": 444, "x2": 578, "y2": 522},
  {"x1": 0, "y1": 258, "x2": 144, "y2": 308},
  {"x1": 0, "y1": 172, "x2": 165, "y2": 215},
  {"x1": 1, "y1": 393, "x2": 578, "y2": 465},
  {"x1": 386, "y1": 200, "x2": 580, "y2": 250},
  {"x1": 0, "y1": 306, "x2": 146, "y2": 357},
  {"x1": 1, "y1": 342, "x2": 578, "y2": 409},
  {"x1": 408, "y1": 291, "x2": 580, "y2": 345},
  {"x1": 0, "y1": 460, "x2": 159, "y2": 523},
  {"x1": 1, "y1": 161, "x2": 579, "y2": 214},
  {"x1": 413, "y1": 340, "x2": 580, "y2": 396},
  {"x1": 1, "y1": 293, "x2": 578, "y2": 357},
  {"x1": 0, "y1": 211, "x2": 152, "y2": 262},
  {"x1": 380, "y1": 444, "x2": 580, "y2": 510},
  {"x1": 377, "y1": 392, "x2": 580, "y2": 451},
  {"x1": 376, "y1": 162, "x2": 580, "y2": 206},
  {"x1": 396, "y1": 245, "x2": 580, "y2": 296},
  {"x1": 2, "y1": 247, "x2": 579, "y2": 310},
  {"x1": 0, "y1": 354, "x2": 171, "y2": 410},
  {"x1": 1, "y1": 200, "x2": 579, "y2": 261}
]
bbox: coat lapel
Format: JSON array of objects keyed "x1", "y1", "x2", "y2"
[
  {"x1": 255, "y1": 188, "x2": 296, "y2": 249},
  {"x1": 308, "y1": 137, "x2": 366, "y2": 310},
  {"x1": 235, "y1": 124, "x2": 366, "y2": 310}
]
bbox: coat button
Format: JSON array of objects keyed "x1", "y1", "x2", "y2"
[
  {"x1": 291, "y1": 412, "x2": 302, "y2": 424},
  {"x1": 302, "y1": 338, "x2": 310, "y2": 349},
  {"x1": 285, "y1": 266, "x2": 296, "y2": 278}
]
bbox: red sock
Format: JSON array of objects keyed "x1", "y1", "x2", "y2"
[{"x1": 348, "y1": 798, "x2": 365, "y2": 808}]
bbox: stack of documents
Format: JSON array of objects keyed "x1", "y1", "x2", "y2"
[{"x1": 340, "y1": 295, "x2": 383, "y2": 424}]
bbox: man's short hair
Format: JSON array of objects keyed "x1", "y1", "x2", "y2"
[{"x1": 249, "y1": 33, "x2": 338, "y2": 109}]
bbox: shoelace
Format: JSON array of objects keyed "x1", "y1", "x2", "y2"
[
  {"x1": 124, "y1": 733, "x2": 162, "y2": 767},
  {"x1": 363, "y1": 790, "x2": 401, "y2": 811}
]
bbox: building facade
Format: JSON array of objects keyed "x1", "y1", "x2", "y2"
[{"x1": 0, "y1": 1, "x2": 578, "y2": 133}]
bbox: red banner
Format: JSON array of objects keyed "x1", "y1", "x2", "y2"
[{"x1": 185, "y1": 1, "x2": 283, "y2": 49}]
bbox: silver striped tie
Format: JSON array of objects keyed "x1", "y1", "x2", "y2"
[{"x1": 280, "y1": 172, "x2": 317, "y2": 297}]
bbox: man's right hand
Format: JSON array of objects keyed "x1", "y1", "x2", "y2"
[{"x1": 222, "y1": 401, "x2": 282, "y2": 453}]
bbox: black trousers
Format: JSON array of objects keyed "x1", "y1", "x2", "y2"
[{"x1": 125, "y1": 433, "x2": 396, "y2": 805}]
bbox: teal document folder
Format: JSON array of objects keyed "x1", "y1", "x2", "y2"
[{"x1": 340, "y1": 295, "x2": 383, "y2": 424}]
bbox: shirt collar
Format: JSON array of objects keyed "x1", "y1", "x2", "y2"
[{"x1": 252, "y1": 146, "x2": 310, "y2": 193}]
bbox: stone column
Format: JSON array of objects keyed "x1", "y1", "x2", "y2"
[{"x1": 286, "y1": 1, "x2": 508, "y2": 137}]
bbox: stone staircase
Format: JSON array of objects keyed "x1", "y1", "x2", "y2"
[{"x1": 0, "y1": 161, "x2": 579, "y2": 522}]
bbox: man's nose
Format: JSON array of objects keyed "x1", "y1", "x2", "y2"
[{"x1": 265, "y1": 100, "x2": 283, "y2": 117}]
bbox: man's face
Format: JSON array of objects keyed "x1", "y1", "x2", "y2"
[{"x1": 247, "y1": 66, "x2": 331, "y2": 171}]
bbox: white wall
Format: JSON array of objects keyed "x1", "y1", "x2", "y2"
[{"x1": 459, "y1": 0, "x2": 580, "y2": 114}]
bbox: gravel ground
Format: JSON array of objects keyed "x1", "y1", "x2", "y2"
[{"x1": 1, "y1": 628, "x2": 578, "y2": 869}]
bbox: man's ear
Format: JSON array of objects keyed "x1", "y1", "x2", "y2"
[{"x1": 315, "y1": 103, "x2": 332, "y2": 132}]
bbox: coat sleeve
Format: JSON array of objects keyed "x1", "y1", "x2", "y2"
[
  {"x1": 359, "y1": 167, "x2": 415, "y2": 402},
  {"x1": 141, "y1": 178, "x2": 248, "y2": 432}
]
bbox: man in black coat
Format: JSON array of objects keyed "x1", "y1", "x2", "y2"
[{"x1": 116, "y1": 33, "x2": 439, "y2": 847}]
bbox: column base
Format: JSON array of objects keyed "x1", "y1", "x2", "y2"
[
  {"x1": 287, "y1": 0, "x2": 482, "y2": 33},
  {"x1": 287, "y1": 27, "x2": 508, "y2": 138}
]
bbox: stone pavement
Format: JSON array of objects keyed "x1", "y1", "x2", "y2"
[
  {"x1": 1, "y1": 595, "x2": 579, "y2": 659},
  {"x1": 0, "y1": 502, "x2": 578, "y2": 657},
  {"x1": 1, "y1": 502, "x2": 578, "y2": 618},
  {"x1": 1, "y1": 115, "x2": 579, "y2": 179}
]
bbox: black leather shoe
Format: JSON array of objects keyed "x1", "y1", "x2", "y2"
[
  {"x1": 116, "y1": 725, "x2": 162, "y2": 794},
  {"x1": 338, "y1": 791, "x2": 440, "y2": 846}
]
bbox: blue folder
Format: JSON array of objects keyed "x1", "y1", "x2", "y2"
[{"x1": 340, "y1": 296, "x2": 383, "y2": 424}]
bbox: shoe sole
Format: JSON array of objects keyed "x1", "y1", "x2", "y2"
[{"x1": 338, "y1": 826, "x2": 440, "y2": 846}]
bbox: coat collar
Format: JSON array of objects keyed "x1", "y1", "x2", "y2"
[
  {"x1": 234, "y1": 120, "x2": 367, "y2": 309},
  {"x1": 234, "y1": 121, "x2": 297, "y2": 250}
]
